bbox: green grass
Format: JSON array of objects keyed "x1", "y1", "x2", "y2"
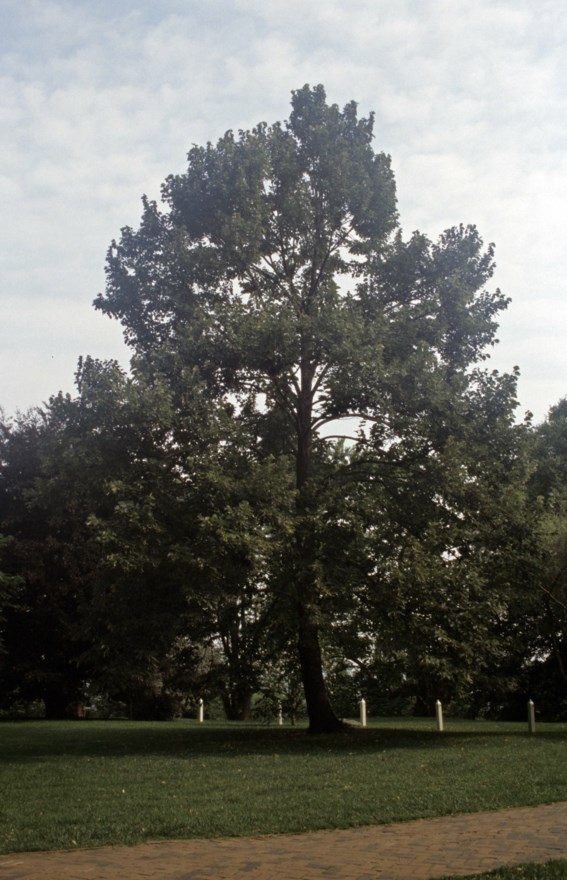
[
  {"x1": 0, "y1": 718, "x2": 565, "y2": 853},
  {"x1": 434, "y1": 862, "x2": 567, "y2": 879}
]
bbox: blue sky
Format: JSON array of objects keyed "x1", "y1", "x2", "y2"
[{"x1": 1, "y1": 0, "x2": 566, "y2": 422}]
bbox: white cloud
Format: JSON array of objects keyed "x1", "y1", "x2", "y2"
[{"x1": 1, "y1": 0, "x2": 566, "y2": 421}]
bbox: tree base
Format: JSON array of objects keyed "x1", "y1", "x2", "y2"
[{"x1": 307, "y1": 715, "x2": 352, "y2": 735}]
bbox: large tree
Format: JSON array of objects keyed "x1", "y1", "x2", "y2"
[{"x1": 95, "y1": 84, "x2": 515, "y2": 732}]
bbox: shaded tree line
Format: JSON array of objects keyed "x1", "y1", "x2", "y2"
[{"x1": 1, "y1": 86, "x2": 566, "y2": 727}]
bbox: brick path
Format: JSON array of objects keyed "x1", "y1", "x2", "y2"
[{"x1": 1, "y1": 802, "x2": 566, "y2": 880}]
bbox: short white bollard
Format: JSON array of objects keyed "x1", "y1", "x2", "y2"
[
  {"x1": 198, "y1": 698, "x2": 204, "y2": 723},
  {"x1": 528, "y1": 699, "x2": 536, "y2": 734},
  {"x1": 359, "y1": 697, "x2": 367, "y2": 728},
  {"x1": 277, "y1": 702, "x2": 283, "y2": 726},
  {"x1": 435, "y1": 699, "x2": 444, "y2": 732}
]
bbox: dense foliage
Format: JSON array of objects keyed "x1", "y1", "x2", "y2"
[{"x1": 1, "y1": 86, "x2": 565, "y2": 725}]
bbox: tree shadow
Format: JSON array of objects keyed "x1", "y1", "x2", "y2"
[{"x1": 0, "y1": 720, "x2": 564, "y2": 763}]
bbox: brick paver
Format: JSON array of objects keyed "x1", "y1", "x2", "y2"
[{"x1": 1, "y1": 802, "x2": 566, "y2": 880}]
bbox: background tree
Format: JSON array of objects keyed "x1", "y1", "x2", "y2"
[
  {"x1": 0, "y1": 359, "x2": 193, "y2": 717},
  {"x1": 0, "y1": 404, "x2": 94, "y2": 717},
  {"x1": 513, "y1": 398, "x2": 567, "y2": 718},
  {"x1": 0, "y1": 537, "x2": 23, "y2": 656}
]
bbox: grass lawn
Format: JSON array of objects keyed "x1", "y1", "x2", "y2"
[{"x1": 0, "y1": 717, "x2": 566, "y2": 854}]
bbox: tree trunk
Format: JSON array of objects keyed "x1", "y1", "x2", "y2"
[
  {"x1": 221, "y1": 684, "x2": 253, "y2": 721},
  {"x1": 297, "y1": 602, "x2": 347, "y2": 733},
  {"x1": 42, "y1": 682, "x2": 76, "y2": 720},
  {"x1": 294, "y1": 381, "x2": 345, "y2": 733}
]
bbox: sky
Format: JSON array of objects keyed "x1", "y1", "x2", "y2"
[{"x1": 1, "y1": 0, "x2": 566, "y2": 424}]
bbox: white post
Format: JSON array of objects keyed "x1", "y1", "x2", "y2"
[
  {"x1": 198, "y1": 698, "x2": 204, "y2": 723},
  {"x1": 359, "y1": 697, "x2": 367, "y2": 728},
  {"x1": 277, "y1": 702, "x2": 283, "y2": 726},
  {"x1": 528, "y1": 699, "x2": 536, "y2": 734},
  {"x1": 435, "y1": 699, "x2": 444, "y2": 732}
]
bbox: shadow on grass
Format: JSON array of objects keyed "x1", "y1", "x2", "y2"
[{"x1": 0, "y1": 720, "x2": 565, "y2": 763}]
